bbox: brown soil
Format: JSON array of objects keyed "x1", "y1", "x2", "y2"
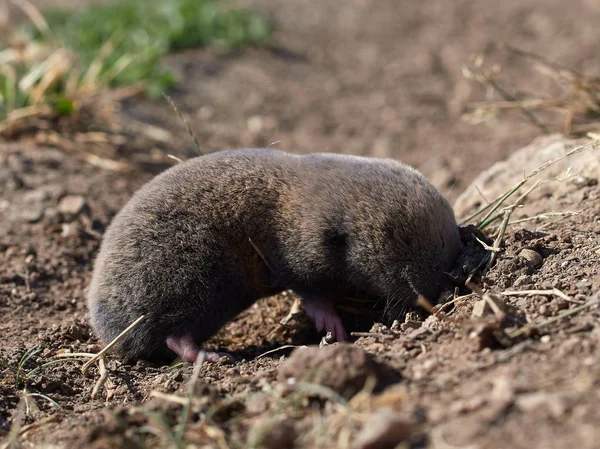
[{"x1": 2, "y1": 1, "x2": 600, "y2": 448}]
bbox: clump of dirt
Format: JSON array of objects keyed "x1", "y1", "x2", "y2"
[{"x1": 277, "y1": 343, "x2": 394, "y2": 399}]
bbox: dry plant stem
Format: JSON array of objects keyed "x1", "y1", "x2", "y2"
[
  {"x1": 256, "y1": 345, "x2": 302, "y2": 359},
  {"x1": 466, "y1": 281, "x2": 484, "y2": 296},
  {"x1": 248, "y1": 237, "x2": 273, "y2": 272},
  {"x1": 10, "y1": 0, "x2": 50, "y2": 36},
  {"x1": 176, "y1": 352, "x2": 206, "y2": 442},
  {"x1": 162, "y1": 93, "x2": 202, "y2": 155},
  {"x1": 509, "y1": 297, "x2": 600, "y2": 338},
  {"x1": 350, "y1": 332, "x2": 394, "y2": 339},
  {"x1": 460, "y1": 179, "x2": 524, "y2": 226},
  {"x1": 502, "y1": 288, "x2": 582, "y2": 304},
  {"x1": 478, "y1": 178, "x2": 541, "y2": 230},
  {"x1": 509, "y1": 210, "x2": 581, "y2": 225},
  {"x1": 462, "y1": 137, "x2": 600, "y2": 226},
  {"x1": 82, "y1": 314, "x2": 145, "y2": 375},
  {"x1": 416, "y1": 295, "x2": 435, "y2": 313},
  {"x1": 483, "y1": 294, "x2": 506, "y2": 320},
  {"x1": 150, "y1": 391, "x2": 188, "y2": 406},
  {"x1": 91, "y1": 357, "x2": 108, "y2": 399},
  {"x1": 434, "y1": 293, "x2": 477, "y2": 315},
  {"x1": 475, "y1": 236, "x2": 501, "y2": 252},
  {"x1": 480, "y1": 179, "x2": 543, "y2": 230},
  {"x1": 477, "y1": 66, "x2": 550, "y2": 133},
  {"x1": 487, "y1": 209, "x2": 511, "y2": 270},
  {"x1": 167, "y1": 154, "x2": 185, "y2": 164},
  {"x1": 83, "y1": 33, "x2": 122, "y2": 89}
]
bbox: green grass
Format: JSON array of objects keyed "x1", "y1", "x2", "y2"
[
  {"x1": 31, "y1": 0, "x2": 272, "y2": 96},
  {"x1": 0, "y1": 0, "x2": 272, "y2": 122}
]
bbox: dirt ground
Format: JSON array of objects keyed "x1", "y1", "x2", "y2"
[{"x1": 1, "y1": 0, "x2": 600, "y2": 448}]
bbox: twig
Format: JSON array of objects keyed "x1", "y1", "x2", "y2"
[
  {"x1": 416, "y1": 295, "x2": 435, "y2": 313},
  {"x1": 248, "y1": 237, "x2": 273, "y2": 272},
  {"x1": 486, "y1": 208, "x2": 511, "y2": 270},
  {"x1": 461, "y1": 137, "x2": 600, "y2": 226},
  {"x1": 473, "y1": 63, "x2": 550, "y2": 133},
  {"x1": 82, "y1": 314, "x2": 145, "y2": 375},
  {"x1": 508, "y1": 210, "x2": 581, "y2": 225},
  {"x1": 256, "y1": 345, "x2": 302, "y2": 359},
  {"x1": 162, "y1": 93, "x2": 202, "y2": 155},
  {"x1": 475, "y1": 236, "x2": 501, "y2": 252},
  {"x1": 434, "y1": 293, "x2": 476, "y2": 316},
  {"x1": 150, "y1": 391, "x2": 188, "y2": 406},
  {"x1": 349, "y1": 332, "x2": 394, "y2": 339},
  {"x1": 501, "y1": 288, "x2": 582, "y2": 304},
  {"x1": 175, "y1": 352, "x2": 206, "y2": 442},
  {"x1": 509, "y1": 297, "x2": 600, "y2": 338},
  {"x1": 91, "y1": 357, "x2": 108, "y2": 399}
]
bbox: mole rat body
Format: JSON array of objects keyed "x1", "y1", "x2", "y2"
[{"x1": 88, "y1": 148, "x2": 461, "y2": 363}]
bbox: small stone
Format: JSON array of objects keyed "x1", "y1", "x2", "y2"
[
  {"x1": 519, "y1": 249, "x2": 543, "y2": 268},
  {"x1": 247, "y1": 115, "x2": 263, "y2": 133},
  {"x1": 539, "y1": 304, "x2": 550, "y2": 317},
  {"x1": 352, "y1": 408, "x2": 417, "y2": 449},
  {"x1": 513, "y1": 275, "x2": 532, "y2": 287},
  {"x1": 515, "y1": 392, "x2": 569, "y2": 418},
  {"x1": 552, "y1": 298, "x2": 569, "y2": 311},
  {"x1": 19, "y1": 206, "x2": 44, "y2": 223},
  {"x1": 247, "y1": 418, "x2": 296, "y2": 449},
  {"x1": 471, "y1": 300, "x2": 488, "y2": 318},
  {"x1": 23, "y1": 188, "x2": 51, "y2": 203},
  {"x1": 58, "y1": 195, "x2": 90, "y2": 221},
  {"x1": 573, "y1": 176, "x2": 597, "y2": 187},
  {"x1": 540, "y1": 335, "x2": 551, "y2": 343},
  {"x1": 400, "y1": 321, "x2": 421, "y2": 332}
]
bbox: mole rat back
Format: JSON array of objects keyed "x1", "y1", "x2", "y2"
[{"x1": 87, "y1": 148, "x2": 461, "y2": 363}]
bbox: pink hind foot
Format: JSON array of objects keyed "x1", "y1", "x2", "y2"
[
  {"x1": 300, "y1": 296, "x2": 348, "y2": 342},
  {"x1": 166, "y1": 334, "x2": 232, "y2": 363}
]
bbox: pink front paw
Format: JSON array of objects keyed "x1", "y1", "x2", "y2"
[
  {"x1": 300, "y1": 296, "x2": 348, "y2": 342},
  {"x1": 166, "y1": 334, "x2": 233, "y2": 363}
]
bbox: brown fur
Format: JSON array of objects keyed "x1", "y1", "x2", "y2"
[{"x1": 87, "y1": 148, "x2": 461, "y2": 363}]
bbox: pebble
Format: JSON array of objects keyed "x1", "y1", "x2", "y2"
[
  {"x1": 352, "y1": 408, "x2": 416, "y2": 449},
  {"x1": 58, "y1": 195, "x2": 90, "y2": 221},
  {"x1": 513, "y1": 274, "x2": 532, "y2": 287},
  {"x1": 539, "y1": 304, "x2": 551, "y2": 317},
  {"x1": 519, "y1": 249, "x2": 543, "y2": 268},
  {"x1": 247, "y1": 418, "x2": 296, "y2": 449},
  {"x1": 19, "y1": 206, "x2": 44, "y2": 223}
]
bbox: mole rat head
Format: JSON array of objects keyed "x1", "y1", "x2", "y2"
[{"x1": 351, "y1": 184, "x2": 462, "y2": 319}]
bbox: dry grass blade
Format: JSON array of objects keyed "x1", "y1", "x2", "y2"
[
  {"x1": 91, "y1": 357, "x2": 108, "y2": 399},
  {"x1": 509, "y1": 210, "x2": 581, "y2": 225},
  {"x1": 176, "y1": 352, "x2": 206, "y2": 442},
  {"x1": 465, "y1": 46, "x2": 600, "y2": 135},
  {"x1": 82, "y1": 314, "x2": 145, "y2": 375},
  {"x1": 501, "y1": 288, "x2": 582, "y2": 304},
  {"x1": 82, "y1": 32, "x2": 123, "y2": 90},
  {"x1": 248, "y1": 237, "x2": 273, "y2": 272},
  {"x1": 460, "y1": 137, "x2": 600, "y2": 226},
  {"x1": 149, "y1": 391, "x2": 188, "y2": 406},
  {"x1": 162, "y1": 93, "x2": 202, "y2": 155},
  {"x1": 416, "y1": 295, "x2": 436, "y2": 313},
  {"x1": 10, "y1": 0, "x2": 50, "y2": 36},
  {"x1": 434, "y1": 293, "x2": 477, "y2": 316},
  {"x1": 463, "y1": 55, "x2": 550, "y2": 133},
  {"x1": 509, "y1": 297, "x2": 600, "y2": 338},
  {"x1": 256, "y1": 345, "x2": 302, "y2": 359}
]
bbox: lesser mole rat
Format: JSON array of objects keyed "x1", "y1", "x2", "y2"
[{"x1": 88, "y1": 148, "x2": 461, "y2": 363}]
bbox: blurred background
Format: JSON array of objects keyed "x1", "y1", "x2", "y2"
[{"x1": 2, "y1": 0, "x2": 600, "y2": 199}]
